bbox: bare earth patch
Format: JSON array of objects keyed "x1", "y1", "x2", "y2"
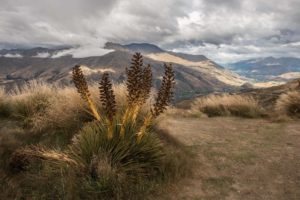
[{"x1": 157, "y1": 117, "x2": 300, "y2": 200}]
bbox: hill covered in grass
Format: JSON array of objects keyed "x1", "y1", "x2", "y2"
[
  {"x1": 1, "y1": 53, "x2": 299, "y2": 199},
  {"x1": 0, "y1": 42, "x2": 245, "y2": 100},
  {"x1": 227, "y1": 57, "x2": 300, "y2": 82}
]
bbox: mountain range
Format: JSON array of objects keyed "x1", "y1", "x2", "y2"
[
  {"x1": 1, "y1": 42, "x2": 300, "y2": 100},
  {"x1": 227, "y1": 57, "x2": 300, "y2": 82},
  {"x1": 0, "y1": 43, "x2": 245, "y2": 100}
]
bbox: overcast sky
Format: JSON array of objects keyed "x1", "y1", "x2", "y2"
[{"x1": 0, "y1": 0, "x2": 300, "y2": 63}]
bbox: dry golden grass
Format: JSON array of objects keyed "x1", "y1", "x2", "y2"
[
  {"x1": 0, "y1": 81, "x2": 131, "y2": 132},
  {"x1": 0, "y1": 80, "x2": 154, "y2": 133},
  {"x1": 191, "y1": 94, "x2": 264, "y2": 118},
  {"x1": 275, "y1": 91, "x2": 300, "y2": 118},
  {"x1": 3, "y1": 81, "x2": 54, "y2": 126},
  {"x1": 163, "y1": 107, "x2": 203, "y2": 118},
  {"x1": 0, "y1": 87, "x2": 9, "y2": 117}
]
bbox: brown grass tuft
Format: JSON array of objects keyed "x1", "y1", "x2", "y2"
[
  {"x1": 192, "y1": 94, "x2": 264, "y2": 118},
  {"x1": 275, "y1": 91, "x2": 300, "y2": 118},
  {"x1": 9, "y1": 145, "x2": 78, "y2": 171}
]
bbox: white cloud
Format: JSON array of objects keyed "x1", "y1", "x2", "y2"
[
  {"x1": 51, "y1": 46, "x2": 113, "y2": 58},
  {"x1": 33, "y1": 52, "x2": 50, "y2": 58},
  {"x1": 0, "y1": 0, "x2": 299, "y2": 62},
  {"x1": 2, "y1": 53, "x2": 23, "y2": 58}
]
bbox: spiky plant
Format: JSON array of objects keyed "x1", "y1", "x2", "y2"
[
  {"x1": 140, "y1": 64, "x2": 153, "y2": 104},
  {"x1": 69, "y1": 121, "x2": 164, "y2": 177},
  {"x1": 99, "y1": 73, "x2": 117, "y2": 138},
  {"x1": 137, "y1": 64, "x2": 175, "y2": 141},
  {"x1": 99, "y1": 73, "x2": 116, "y2": 122},
  {"x1": 7, "y1": 54, "x2": 179, "y2": 199},
  {"x1": 120, "y1": 53, "x2": 153, "y2": 136},
  {"x1": 151, "y1": 64, "x2": 175, "y2": 118},
  {"x1": 72, "y1": 65, "x2": 101, "y2": 121},
  {"x1": 126, "y1": 52, "x2": 143, "y2": 106},
  {"x1": 126, "y1": 53, "x2": 152, "y2": 106},
  {"x1": 72, "y1": 57, "x2": 174, "y2": 140}
]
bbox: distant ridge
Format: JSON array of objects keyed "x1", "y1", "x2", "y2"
[
  {"x1": 104, "y1": 42, "x2": 209, "y2": 62},
  {"x1": 0, "y1": 42, "x2": 247, "y2": 100},
  {"x1": 227, "y1": 57, "x2": 300, "y2": 81},
  {"x1": 104, "y1": 42, "x2": 164, "y2": 54}
]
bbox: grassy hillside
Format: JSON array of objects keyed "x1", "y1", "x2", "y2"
[{"x1": 1, "y1": 63, "x2": 299, "y2": 199}]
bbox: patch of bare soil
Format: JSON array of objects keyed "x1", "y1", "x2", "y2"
[{"x1": 157, "y1": 117, "x2": 300, "y2": 200}]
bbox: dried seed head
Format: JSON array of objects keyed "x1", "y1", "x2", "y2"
[
  {"x1": 151, "y1": 63, "x2": 175, "y2": 117},
  {"x1": 72, "y1": 65, "x2": 91, "y2": 101},
  {"x1": 126, "y1": 53, "x2": 152, "y2": 106},
  {"x1": 99, "y1": 73, "x2": 116, "y2": 122},
  {"x1": 72, "y1": 65, "x2": 101, "y2": 121},
  {"x1": 141, "y1": 64, "x2": 152, "y2": 102}
]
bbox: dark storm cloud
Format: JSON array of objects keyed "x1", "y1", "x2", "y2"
[{"x1": 0, "y1": 0, "x2": 299, "y2": 62}]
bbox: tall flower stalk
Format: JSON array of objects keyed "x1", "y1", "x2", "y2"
[
  {"x1": 137, "y1": 63, "x2": 175, "y2": 141},
  {"x1": 99, "y1": 72, "x2": 116, "y2": 139},
  {"x1": 72, "y1": 65, "x2": 101, "y2": 121},
  {"x1": 72, "y1": 54, "x2": 174, "y2": 141},
  {"x1": 120, "y1": 53, "x2": 152, "y2": 137}
]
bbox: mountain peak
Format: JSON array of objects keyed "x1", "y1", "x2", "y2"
[{"x1": 104, "y1": 42, "x2": 164, "y2": 54}]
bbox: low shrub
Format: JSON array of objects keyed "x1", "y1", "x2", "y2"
[
  {"x1": 1, "y1": 81, "x2": 54, "y2": 127},
  {"x1": 191, "y1": 94, "x2": 264, "y2": 118}
]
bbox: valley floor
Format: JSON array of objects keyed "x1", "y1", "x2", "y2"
[{"x1": 157, "y1": 117, "x2": 300, "y2": 200}]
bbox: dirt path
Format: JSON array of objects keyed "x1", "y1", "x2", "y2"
[{"x1": 157, "y1": 117, "x2": 300, "y2": 200}]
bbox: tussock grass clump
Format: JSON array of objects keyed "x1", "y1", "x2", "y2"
[
  {"x1": 275, "y1": 91, "x2": 300, "y2": 118},
  {"x1": 0, "y1": 81, "x2": 88, "y2": 131},
  {"x1": 8, "y1": 121, "x2": 189, "y2": 199},
  {"x1": 0, "y1": 82, "x2": 126, "y2": 133},
  {"x1": 32, "y1": 86, "x2": 91, "y2": 132},
  {"x1": 67, "y1": 120, "x2": 166, "y2": 200},
  {"x1": 192, "y1": 94, "x2": 264, "y2": 118},
  {"x1": 1, "y1": 81, "x2": 53, "y2": 127},
  {"x1": 69, "y1": 120, "x2": 164, "y2": 175}
]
